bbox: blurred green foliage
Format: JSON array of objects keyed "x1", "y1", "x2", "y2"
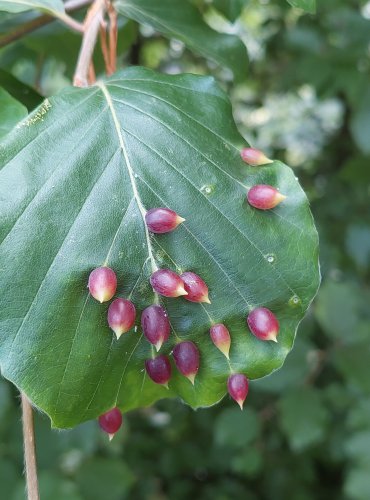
[{"x1": 1, "y1": 0, "x2": 370, "y2": 498}]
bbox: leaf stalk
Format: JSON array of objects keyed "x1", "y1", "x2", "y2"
[
  {"x1": 21, "y1": 393, "x2": 40, "y2": 500},
  {"x1": 73, "y1": 0, "x2": 106, "y2": 87}
]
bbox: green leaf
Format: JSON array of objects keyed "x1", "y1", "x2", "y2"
[
  {"x1": 115, "y1": 0, "x2": 248, "y2": 81},
  {"x1": 0, "y1": 459, "x2": 18, "y2": 499},
  {"x1": 286, "y1": 0, "x2": 316, "y2": 14},
  {"x1": 345, "y1": 467, "x2": 370, "y2": 500},
  {"x1": 0, "y1": 87, "x2": 27, "y2": 138},
  {"x1": 214, "y1": 407, "x2": 260, "y2": 448},
  {"x1": 279, "y1": 387, "x2": 329, "y2": 451},
  {"x1": 0, "y1": 67, "x2": 319, "y2": 428},
  {"x1": 254, "y1": 337, "x2": 313, "y2": 393},
  {"x1": 212, "y1": 0, "x2": 247, "y2": 22},
  {"x1": 350, "y1": 88, "x2": 370, "y2": 155},
  {"x1": 13, "y1": 472, "x2": 82, "y2": 500},
  {"x1": 314, "y1": 280, "x2": 365, "y2": 342},
  {"x1": 76, "y1": 458, "x2": 135, "y2": 500},
  {"x1": 0, "y1": 0, "x2": 65, "y2": 16},
  {"x1": 344, "y1": 431, "x2": 370, "y2": 466},
  {"x1": 334, "y1": 343, "x2": 370, "y2": 394},
  {"x1": 346, "y1": 224, "x2": 370, "y2": 269},
  {"x1": 0, "y1": 69, "x2": 43, "y2": 110}
]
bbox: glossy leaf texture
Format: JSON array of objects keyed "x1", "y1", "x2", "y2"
[
  {"x1": 0, "y1": 87, "x2": 27, "y2": 138},
  {"x1": 0, "y1": 0, "x2": 65, "y2": 16},
  {"x1": 287, "y1": 0, "x2": 316, "y2": 14},
  {"x1": 0, "y1": 67, "x2": 319, "y2": 428},
  {"x1": 212, "y1": 0, "x2": 247, "y2": 22},
  {"x1": 115, "y1": 0, "x2": 248, "y2": 82}
]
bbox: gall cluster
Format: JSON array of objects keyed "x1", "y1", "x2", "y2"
[{"x1": 93, "y1": 148, "x2": 285, "y2": 439}]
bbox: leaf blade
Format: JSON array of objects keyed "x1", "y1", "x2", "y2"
[{"x1": 0, "y1": 68, "x2": 319, "y2": 428}]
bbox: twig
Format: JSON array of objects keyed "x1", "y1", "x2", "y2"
[
  {"x1": 0, "y1": 0, "x2": 91, "y2": 49},
  {"x1": 55, "y1": 12, "x2": 84, "y2": 33},
  {"x1": 34, "y1": 52, "x2": 45, "y2": 93},
  {"x1": 88, "y1": 60, "x2": 96, "y2": 84},
  {"x1": 73, "y1": 0, "x2": 106, "y2": 87},
  {"x1": 21, "y1": 393, "x2": 39, "y2": 500},
  {"x1": 99, "y1": 21, "x2": 112, "y2": 74},
  {"x1": 106, "y1": 1, "x2": 118, "y2": 74}
]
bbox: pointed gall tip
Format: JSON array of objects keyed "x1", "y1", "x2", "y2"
[
  {"x1": 162, "y1": 382, "x2": 169, "y2": 390},
  {"x1": 220, "y1": 345, "x2": 230, "y2": 359},
  {"x1": 177, "y1": 285, "x2": 188, "y2": 296},
  {"x1": 241, "y1": 147, "x2": 273, "y2": 166},
  {"x1": 108, "y1": 433, "x2": 115, "y2": 441},
  {"x1": 155, "y1": 340, "x2": 163, "y2": 352},
  {"x1": 275, "y1": 193, "x2": 287, "y2": 204},
  {"x1": 187, "y1": 373, "x2": 196, "y2": 385},
  {"x1": 237, "y1": 399, "x2": 244, "y2": 410},
  {"x1": 176, "y1": 215, "x2": 186, "y2": 225},
  {"x1": 269, "y1": 335, "x2": 278, "y2": 343},
  {"x1": 97, "y1": 290, "x2": 112, "y2": 303},
  {"x1": 114, "y1": 330, "x2": 124, "y2": 340},
  {"x1": 202, "y1": 295, "x2": 211, "y2": 304}
]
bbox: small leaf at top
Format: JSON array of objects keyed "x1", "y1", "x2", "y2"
[
  {"x1": 213, "y1": 0, "x2": 247, "y2": 22},
  {"x1": 0, "y1": 0, "x2": 65, "y2": 16},
  {"x1": 287, "y1": 0, "x2": 316, "y2": 14},
  {"x1": 115, "y1": 0, "x2": 248, "y2": 81}
]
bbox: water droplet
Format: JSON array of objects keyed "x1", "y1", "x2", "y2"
[
  {"x1": 200, "y1": 184, "x2": 215, "y2": 195},
  {"x1": 134, "y1": 173, "x2": 138, "y2": 178},
  {"x1": 289, "y1": 295, "x2": 301, "y2": 307},
  {"x1": 265, "y1": 253, "x2": 275, "y2": 263}
]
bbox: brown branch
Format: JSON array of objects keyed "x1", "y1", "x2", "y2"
[
  {"x1": 21, "y1": 393, "x2": 39, "y2": 500},
  {"x1": 54, "y1": 12, "x2": 84, "y2": 32},
  {"x1": 73, "y1": 0, "x2": 106, "y2": 87},
  {"x1": 0, "y1": 0, "x2": 92, "y2": 49},
  {"x1": 99, "y1": 21, "x2": 112, "y2": 74},
  {"x1": 88, "y1": 60, "x2": 96, "y2": 84},
  {"x1": 106, "y1": 1, "x2": 117, "y2": 74}
]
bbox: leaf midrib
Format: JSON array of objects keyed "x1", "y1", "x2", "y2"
[{"x1": 96, "y1": 81, "x2": 158, "y2": 276}]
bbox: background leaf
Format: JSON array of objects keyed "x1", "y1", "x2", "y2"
[
  {"x1": 0, "y1": 69, "x2": 43, "y2": 110},
  {"x1": 287, "y1": 0, "x2": 316, "y2": 14},
  {"x1": 0, "y1": 0, "x2": 65, "y2": 16},
  {"x1": 278, "y1": 387, "x2": 329, "y2": 451},
  {"x1": 350, "y1": 88, "x2": 370, "y2": 155},
  {"x1": 0, "y1": 68, "x2": 319, "y2": 428},
  {"x1": 115, "y1": 0, "x2": 248, "y2": 81},
  {"x1": 212, "y1": 0, "x2": 247, "y2": 22},
  {"x1": 0, "y1": 86, "x2": 27, "y2": 137}
]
